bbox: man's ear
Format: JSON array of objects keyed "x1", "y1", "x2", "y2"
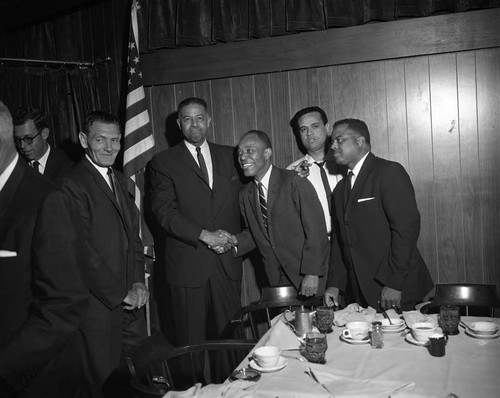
[
  {"x1": 41, "y1": 127, "x2": 50, "y2": 140},
  {"x1": 264, "y1": 148, "x2": 272, "y2": 159},
  {"x1": 78, "y1": 132, "x2": 88, "y2": 149},
  {"x1": 325, "y1": 122, "x2": 332, "y2": 137}
]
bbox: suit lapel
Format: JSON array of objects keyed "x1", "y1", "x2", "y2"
[
  {"x1": 180, "y1": 143, "x2": 211, "y2": 188},
  {"x1": 344, "y1": 152, "x2": 375, "y2": 219},
  {"x1": 266, "y1": 167, "x2": 280, "y2": 222},
  {"x1": 247, "y1": 181, "x2": 269, "y2": 239}
]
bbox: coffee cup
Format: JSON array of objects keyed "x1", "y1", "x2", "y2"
[
  {"x1": 410, "y1": 322, "x2": 438, "y2": 343},
  {"x1": 428, "y1": 332, "x2": 448, "y2": 357},
  {"x1": 342, "y1": 321, "x2": 370, "y2": 340},
  {"x1": 253, "y1": 346, "x2": 281, "y2": 368}
]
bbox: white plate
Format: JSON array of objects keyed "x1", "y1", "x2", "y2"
[
  {"x1": 465, "y1": 328, "x2": 500, "y2": 340},
  {"x1": 249, "y1": 356, "x2": 288, "y2": 373},
  {"x1": 382, "y1": 323, "x2": 407, "y2": 333},
  {"x1": 340, "y1": 334, "x2": 370, "y2": 345},
  {"x1": 404, "y1": 333, "x2": 429, "y2": 346}
]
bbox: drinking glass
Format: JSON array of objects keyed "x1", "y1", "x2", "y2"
[
  {"x1": 303, "y1": 332, "x2": 327, "y2": 364},
  {"x1": 315, "y1": 306, "x2": 335, "y2": 334},
  {"x1": 439, "y1": 305, "x2": 460, "y2": 335}
]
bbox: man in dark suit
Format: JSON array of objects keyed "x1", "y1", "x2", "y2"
[
  {"x1": 228, "y1": 130, "x2": 329, "y2": 297},
  {"x1": 0, "y1": 101, "x2": 89, "y2": 397},
  {"x1": 62, "y1": 111, "x2": 148, "y2": 398},
  {"x1": 149, "y1": 97, "x2": 242, "y2": 346},
  {"x1": 324, "y1": 118, "x2": 434, "y2": 311},
  {"x1": 12, "y1": 107, "x2": 73, "y2": 184}
]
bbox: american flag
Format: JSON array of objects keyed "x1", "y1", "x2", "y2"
[{"x1": 124, "y1": 0, "x2": 155, "y2": 247}]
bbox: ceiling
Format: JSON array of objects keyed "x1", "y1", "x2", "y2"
[{"x1": 0, "y1": 0, "x2": 106, "y2": 34}]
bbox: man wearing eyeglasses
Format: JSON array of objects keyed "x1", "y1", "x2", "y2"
[
  {"x1": 324, "y1": 118, "x2": 433, "y2": 312},
  {"x1": 12, "y1": 107, "x2": 73, "y2": 185}
]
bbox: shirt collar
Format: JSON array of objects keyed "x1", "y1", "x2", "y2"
[
  {"x1": 254, "y1": 164, "x2": 273, "y2": 191},
  {"x1": 0, "y1": 153, "x2": 19, "y2": 193},
  {"x1": 85, "y1": 154, "x2": 110, "y2": 181},
  {"x1": 350, "y1": 151, "x2": 370, "y2": 177}
]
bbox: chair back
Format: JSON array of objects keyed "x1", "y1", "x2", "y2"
[
  {"x1": 420, "y1": 283, "x2": 500, "y2": 316},
  {"x1": 126, "y1": 336, "x2": 256, "y2": 396},
  {"x1": 231, "y1": 285, "x2": 322, "y2": 339}
]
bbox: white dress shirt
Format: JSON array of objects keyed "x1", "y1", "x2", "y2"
[{"x1": 184, "y1": 140, "x2": 213, "y2": 188}]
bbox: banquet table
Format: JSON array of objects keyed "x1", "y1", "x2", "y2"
[{"x1": 234, "y1": 314, "x2": 500, "y2": 398}]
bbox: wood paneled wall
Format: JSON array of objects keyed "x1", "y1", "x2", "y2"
[{"x1": 146, "y1": 47, "x2": 500, "y2": 295}]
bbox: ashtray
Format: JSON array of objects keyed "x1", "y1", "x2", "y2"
[{"x1": 229, "y1": 367, "x2": 261, "y2": 382}]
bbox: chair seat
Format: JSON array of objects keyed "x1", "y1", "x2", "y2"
[{"x1": 420, "y1": 283, "x2": 500, "y2": 316}]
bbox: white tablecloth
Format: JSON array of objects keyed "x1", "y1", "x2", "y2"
[{"x1": 235, "y1": 315, "x2": 500, "y2": 398}]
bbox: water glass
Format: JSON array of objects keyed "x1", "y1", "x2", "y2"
[
  {"x1": 315, "y1": 306, "x2": 335, "y2": 333},
  {"x1": 303, "y1": 332, "x2": 327, "y2": 364},
  {"x1": 439, "y1": 305, "x2": 460, "y2": 335}
]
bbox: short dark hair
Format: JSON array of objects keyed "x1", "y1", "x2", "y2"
[
  {"x1": 293, "y1": 106, "x2": 328, "y2": 127},
  {"x1": 241, "y1": 130, "x2": 272, "y2": 150},
  {"x1": 332, "y1": 118, "x2": 371, "y2": 145},
  {"x1": 177, "y1": 97, "x2": 208, "y2": 116},
  {"x1": 83, "y1": 111, "x2": 120, "y2": 136},
  {"x1": 11, "y1": 106, "x2": 48, "y2": 133}
]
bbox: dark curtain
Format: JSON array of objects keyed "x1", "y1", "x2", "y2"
[
  {"x1": 0, "y1": 66, "x2": 100, "y2": 156},
  {"x1": 141, "y1": 0, "x2": 500, "y2": 50}
]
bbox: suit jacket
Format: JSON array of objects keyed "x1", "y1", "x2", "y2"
[
  {"x1": 44, "y1": 147, "x2": 74, "y2": 184},
  {"x1": 149, "y1": 141, "x2": 242, "y2": 287},
  {"x1": 328, "y1": 152, "x2": 434, "y2": 310},
  {"x1": 0, "y1": 158, "x2": 88, "y2": 395},
  {"x1": 236, "y1": 167, "x2": 329, "y2": 294},
  {"x1": 62, "y1": 156, "x2": 145, "y2": 329}
]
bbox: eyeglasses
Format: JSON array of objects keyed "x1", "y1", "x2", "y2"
[
  {"x1": 331, "y1": 134, "x2": 359, "y2": 146},
  {"x1": 14, "y1": 131, "x2": 42, "y2": 146}
]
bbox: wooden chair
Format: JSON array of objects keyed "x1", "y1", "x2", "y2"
[
  {"x1": 126, "y1": 336, "x2": 257, "y2": 396},
  {"x1": 231, "y1": 285, "x2": 323, "y2": 339},
  {"x1": 419, "y1": 283, "x2": 500, "y2": 316}
]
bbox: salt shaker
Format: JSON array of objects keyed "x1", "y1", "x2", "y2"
[{"x1": 371, "y1": 321, "x2": 384, "y2": 349}]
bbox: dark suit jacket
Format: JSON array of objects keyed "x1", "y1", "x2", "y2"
[
  {"x1": 236, "y1": 167, "x2": 329, "y2": 294},
  {"x1": 62, "y1": 156, "x2": 145, "y2": 329},
  {"x1": 44, "y1": 147, "x2": 74, "y2": 184},
  {"x1": 328, "y1": 152, "x2": 434, "y2": 310},
  {"x1": 0, "y1": 158, "x2": 88, "y2": 395},
  {"x1": 149, "y1": 141, "x2": 242, "y2": 287}
]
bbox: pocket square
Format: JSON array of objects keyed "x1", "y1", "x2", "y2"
[
  {"x1": 0, "y1": 250, "x2": 17, "y2": 258},
  {"x1": 358, "y1": 197, "x2": 375, "y2": 202}
]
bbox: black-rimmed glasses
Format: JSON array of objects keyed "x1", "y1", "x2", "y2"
[{"x1": 14, "y1": 130, "x2": 42, "y2": 146}]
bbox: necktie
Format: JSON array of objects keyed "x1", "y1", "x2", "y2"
[
  {"x1": 344, "y1": 170, "x2": 353, "y2": 208},
  {"x1": 32, "y1": 161, "x2": 40, "y2": 173},
  {"x1": 315, "y1": 161, "x2": 332, "y2": 215},
  {"x1": 196, "y1": 147, "x2": 209, "y2": 185},
  {"x1": 258, "y1": 182, "x2": 268, "y2": 230},
  {"x1": 107, "y1": 168, "x2": 122, "y2": 211}
]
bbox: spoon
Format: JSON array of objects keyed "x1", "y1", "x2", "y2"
[{"x1": 382, "y1": 311, "x2": 394, "y2": 325}]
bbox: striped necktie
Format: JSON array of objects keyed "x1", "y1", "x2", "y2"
[{"x1": 258, "y1": 182, "x2": 268, "y2": 230}]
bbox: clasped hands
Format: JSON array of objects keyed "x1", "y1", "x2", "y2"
[{"x1": 200, "y1": 229, "x2": 237, "y2": 254}]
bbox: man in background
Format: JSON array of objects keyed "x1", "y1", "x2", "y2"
[
  {"x1": 227, "y1": 130, "x2": 329, "y2": 297},
  {"x1": 62, "y1": 111, "x2": 148, "y2": 398},
  {"x1": 0, "y1": 101, "x2": 88, "y2": 397},
  {"x1": 149, "y1": 97, "x2": 242, "y2": 346},
  {"x1": 12, "y1": 106, "x2": 73, "y2": 184},
  {"x1": 324, "y1": 118, "x2": 434, "y2": 311},
  {"x1": 287, "y1": 106, "x2": 344, "y2": 238}
]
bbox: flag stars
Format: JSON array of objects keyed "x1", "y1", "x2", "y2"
[
  {"x1": 130, "y1": 67, "x2": 136, "y2": 75},
  {"x1": 129, "y1": 41, "x2": 136, "y2": 50},
  {"x1": 134, "y1": 56, "x2": 139, "y2": 64}
]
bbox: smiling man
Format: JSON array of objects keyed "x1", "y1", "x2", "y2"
[
  {"x1": 287, "y1": 107, "x2": 343, "y2": 237},
  {"x1": 12, "y1": 107, "x2": 73, "y2": 184},
  {"x1": 230, "y1": 130, "x2": 329, "y2": 297},
  {"x1": 324, "y1": 118, "x2": 433, "y2": 312},
  {"x1": 62, "y1": 111, "x2": 148, "y2": 398}
]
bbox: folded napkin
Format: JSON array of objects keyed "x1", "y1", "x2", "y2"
[
  {"x1": 334, "y1": 303, "x2": 377, "y2": 326},
  {"x1": 163, "y1": 380, "x2": 258, "y2": 398},
  {"x1": 402, "y1": 310, "x2": 438, "y2": 328},
  {"x1": 264, "y1": 316, "x2": 301, "y2": 349}
]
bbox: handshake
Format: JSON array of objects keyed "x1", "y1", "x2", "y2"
[{"x1": 200, "y1": 229, "x2": 238, "y2": 255}]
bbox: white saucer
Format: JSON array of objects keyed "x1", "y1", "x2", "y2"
[
  {"x1": 465, "y1": 328, "x2": 500, "y2": 340},
  {"x1": 382, "y1": 323, "x2": 407, "y2": 333},
  {"x1": 404, "y1": 333, "x2": 429, "y2": 346},
  {"x1": 249, "y1": 356, "x2": 288, "y2": 373},
  {"x1": 340, "y1": 334, "x2": 370, "y2": 345}
]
